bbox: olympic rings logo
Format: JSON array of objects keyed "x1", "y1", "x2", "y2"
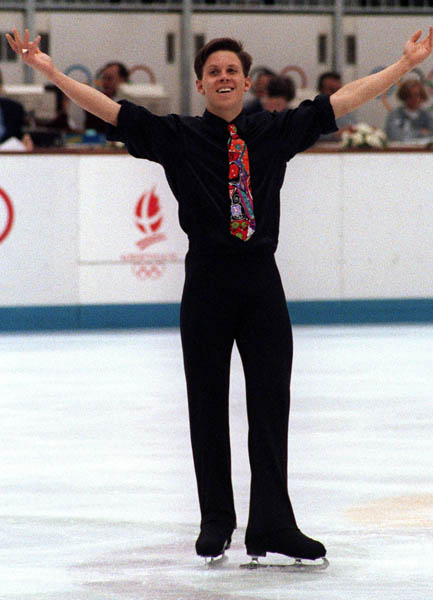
[
  {"x1": 64, "y1": 63, "x2": 157, "y2": 89},
  {"x1": 280, "y1": 65, "x2": 308, "y2": 89},
  {"x1": 132, "y1": 263, "x2": 166, "y2": 281}
]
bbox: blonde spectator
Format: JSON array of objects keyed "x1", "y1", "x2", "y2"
[{"x1": 385, "y1": 78, "x2": 433, "y2": 141}]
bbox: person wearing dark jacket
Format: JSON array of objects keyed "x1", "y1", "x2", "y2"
[{"x1": 0, "y1": 69, "x2": 25, "y2": 143}]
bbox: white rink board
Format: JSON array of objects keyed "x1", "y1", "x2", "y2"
[
  {"x1": 78, "y1": 262, "x2": 186, "y2": 304},
  {"x1": 0, "y1": 156, "x2": 79, "y2": 307},
  {"x1": 276, "y1": 154, "x2": 343, "y2": 300},
  {"x1": 277, "y1": 152, "x2": 433, "y2": 300},
  {"x1": 0, "y1": 151, "x2": 432, "y2": 308},
  {"x1": 77, "y1": 156, "x2": 187, "y2": 303},
  {"x1": 341, "y1": 153, "x2": 433, "y2": 299},
  {"x1": 78, "y1": 156, "x2": 187, "y2": 261}
]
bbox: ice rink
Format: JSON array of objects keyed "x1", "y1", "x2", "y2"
[{"x1": 1, "y1": 324, "x2": 432, "y2": 600}]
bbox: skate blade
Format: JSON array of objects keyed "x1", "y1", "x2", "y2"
[
  {"x1": 240, "y1": 557, "x2": 329, "y2": 571},
  {"x1": 204, "y1": 553, "x2": 228, "y2": 567},
  {"x1": 201, "y1": 538, "x2": 230, "y2": 567}
]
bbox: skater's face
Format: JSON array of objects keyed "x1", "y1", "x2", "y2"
[{"x1": 196, "y1": 50, "x2": 251, "y2": 121}]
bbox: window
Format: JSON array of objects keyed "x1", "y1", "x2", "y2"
[
  {"x1": 1, "y1": 33, "x2": 18, "y2": 62},
  {"x1": 194, "y1": 34, "x2": 205, "y2": 55},
  {"x1": 0, "y1": 32, "x2": 49, "y2": 62},
  {"x1": 346, "y1": 34, "x2": 357, "y2": 65},
  {"x1": 166, "y1": 32, "x2": 175, "y2": 64},
  {"x1": 318, "y1": 34, "x2": 327, "y2": 64},
  {"x1": 39, "y1": 33, "x2": 50, "y2": 55}
]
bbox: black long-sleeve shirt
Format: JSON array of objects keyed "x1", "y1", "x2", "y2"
[{"x1": 107, "y1": 94, "x2": 337, "y2": 256}]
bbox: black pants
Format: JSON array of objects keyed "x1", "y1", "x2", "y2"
[{"x1": 180, "y1": 251, "x2": 297, "y2": 540}]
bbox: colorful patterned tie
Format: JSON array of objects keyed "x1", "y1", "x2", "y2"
[{"x1": 228, "y1": 124, "x2": 256, "y2": 241}]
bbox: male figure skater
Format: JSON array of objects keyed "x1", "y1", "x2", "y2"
[{"x1": 8, "y1": 27, "x2": 432, "y2": 564}]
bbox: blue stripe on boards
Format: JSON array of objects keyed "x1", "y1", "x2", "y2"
[
  {"x1": 287, "y1": 298, "x2": 433, "y2": 325},
  {"x1": 0, "y1": 305, "x2": 79, "y2": 332},
  {"x1": 0, "y1": 299, "x2": 432, "y2": 332}
]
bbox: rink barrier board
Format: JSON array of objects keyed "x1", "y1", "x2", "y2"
[{"x1": 0, "y1": 298, "x2": 432, "y2": 332}]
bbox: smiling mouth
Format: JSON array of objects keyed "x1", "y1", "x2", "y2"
[{"x1": 217, "y1": 88, "x2": 234, "y2": 94}]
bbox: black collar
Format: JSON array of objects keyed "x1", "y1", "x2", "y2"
[{"x1": 203, "y1": 108, "x2": 247, "y2": 134}]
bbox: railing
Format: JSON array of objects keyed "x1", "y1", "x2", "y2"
[{"x1": 2, "y1": 0, "x2": 433, "y2": 13}]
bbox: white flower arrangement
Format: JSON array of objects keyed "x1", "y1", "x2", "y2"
[{"x1": 341, "y1": 123, "x2": 387, "y2": 149}]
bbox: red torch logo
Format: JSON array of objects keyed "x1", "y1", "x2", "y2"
[
  {"x1": 0, "y1": 188, "x2": 14, "y2": 244},
  {"x1": 135, "y1": 187, "x2": 166, "y2": 250},
  {"x1": 120, "y1": 186, "x2": 172, "y2": 281}
]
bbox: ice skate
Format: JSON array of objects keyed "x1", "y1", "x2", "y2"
[
  {"x1": 195, "y1": 527, "x2": 232, "y2": 566},
  {"x1": 241, "y1": 527, "x2": 328, "y2": 571}
]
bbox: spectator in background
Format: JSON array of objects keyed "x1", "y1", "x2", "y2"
[
  {"x1": 385, "y1": 78, "x2": 433, "y2": 141},
  {"x1": 262, "y1": 75, "x2": 296, "y2": 112},
  {"x1": 0, "y1": 67, "x2": 33, "y2": 149},
  {"x1": 84, "y1": 62, "x2": 129, "y2": 133},
  {"x1": 39, "y1": 85, "x2": 80, "y2": 133},
  {"x1": 244, "y1": 67, "x2": 275, "y2": 114},
  {"x1": 317, "y1": 71, "x2": 357, "y2": 141}
]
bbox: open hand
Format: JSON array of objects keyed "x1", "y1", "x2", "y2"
[
  {"x1": 5, "y1": 29, "x2": 55, "y2": 78},
  {"x1": 403, "y1": 27, "x2": 433, "y2": 67}
]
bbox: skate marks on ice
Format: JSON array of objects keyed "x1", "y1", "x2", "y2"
[
  {"x1": 2, "y1": 325, "x2": 433, "y2": 600},
  {"x1": 72, "y1": 533, "x2": 231, "y2": 600},
  {"x1": 70, "y1": 524, "x2": 331, "y2": 600}
]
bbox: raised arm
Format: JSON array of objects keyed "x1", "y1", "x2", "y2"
[
  {"x1": 330, "y1": 28, "x2": 433, "y2": 119},
  {"x1": 6, "y1": 29, "x2": 120, "y2": 126}
]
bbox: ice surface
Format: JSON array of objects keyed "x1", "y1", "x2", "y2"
[{"x1": 0, "y1": 325, "x2": 432, "y2": 599}]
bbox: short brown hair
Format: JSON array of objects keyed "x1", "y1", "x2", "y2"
[
  {"x1": 194, "y1": 38, "x2": 252, "y2": 80},
  {"x1": 267, "y1": 75, "x2": 295, "y2": 102},
  {"x1": 102, "y1": 62, "x2": 129, "y2": 82},
  {"x1": 317, "y1": 71, "x2": 341, "y2": 93},
  {"x1": 397, "y1": 79, "x2": 427, "y2": 102}
]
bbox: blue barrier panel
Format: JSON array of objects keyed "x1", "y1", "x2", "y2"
[{"x1": 0, "y1": 299, "x2": 432, "y2": 332}]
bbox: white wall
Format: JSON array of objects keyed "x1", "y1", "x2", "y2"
[{"x1": 0, "y1": 151, "x2": 432, "y2": 310}]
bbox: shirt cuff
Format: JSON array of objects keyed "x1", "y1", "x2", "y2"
[
  {"x1": 314, "y1": 94, "x2": 338, "y2": 135},
  {"x1": 106, "y1": 100, "x2": 130, "y2": 142}
]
